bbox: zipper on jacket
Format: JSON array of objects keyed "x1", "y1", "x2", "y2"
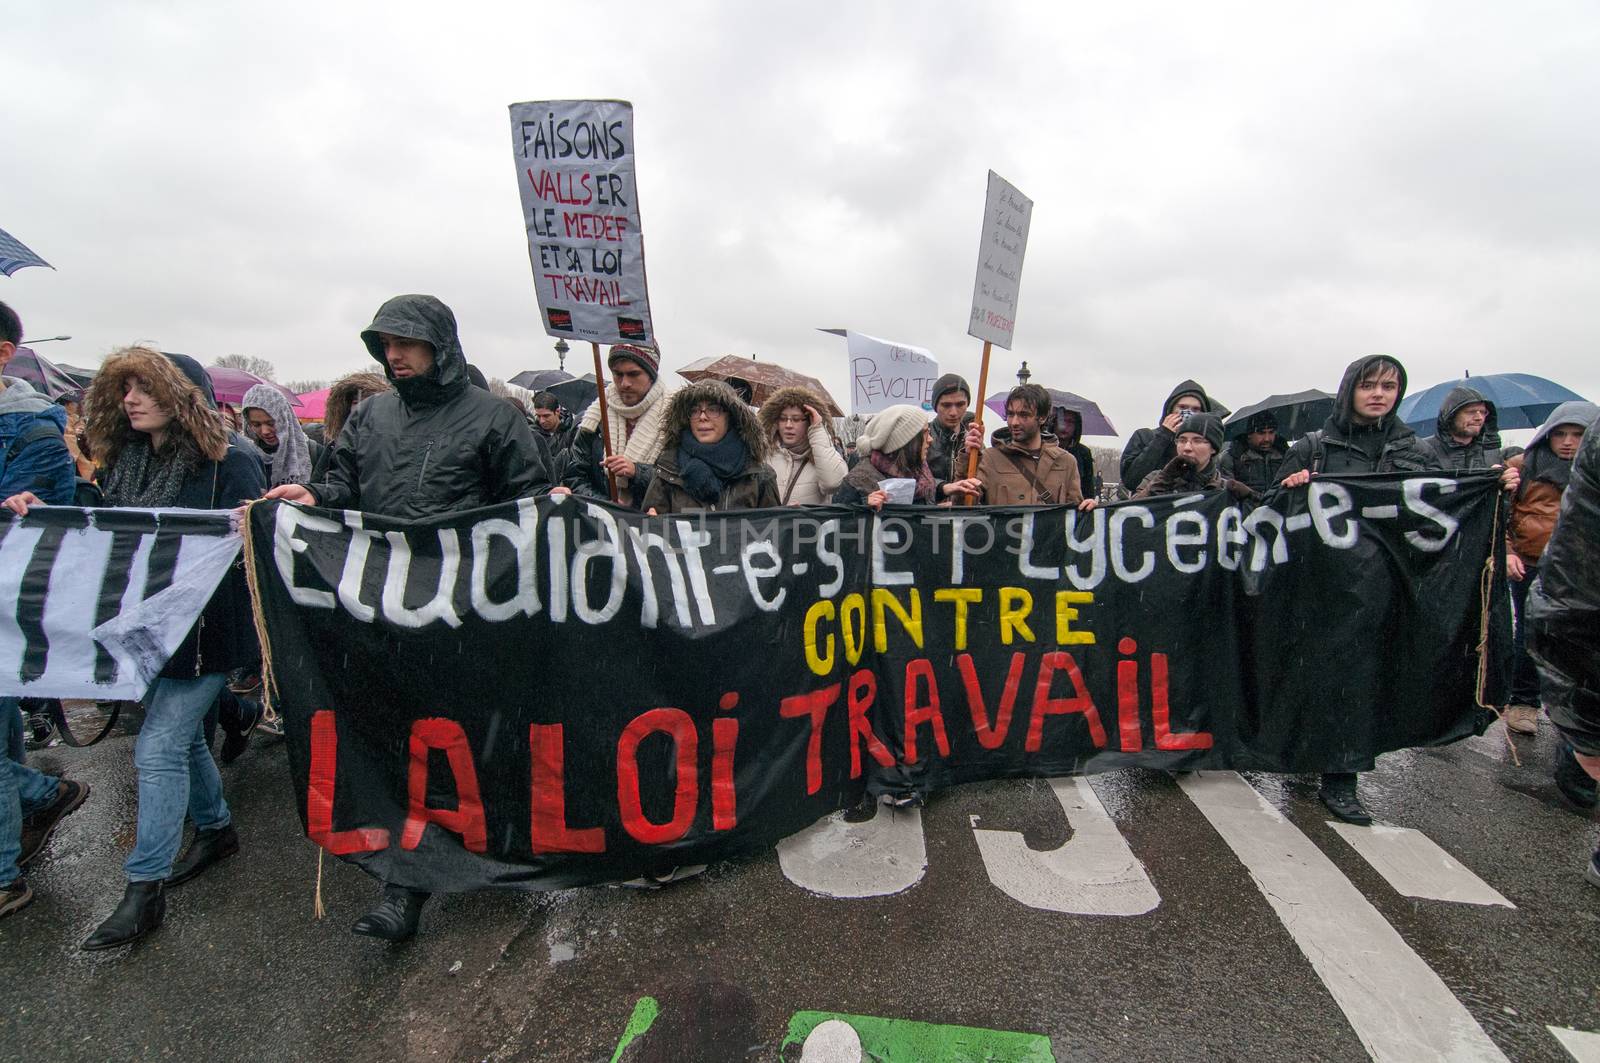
[{"x1": 417, "y1": 441, "x2": 436, "y2": 491}]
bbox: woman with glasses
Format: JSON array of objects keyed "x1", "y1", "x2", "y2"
[
  {"x1": 641, "y1": 380, "x2": 780, "y2": 514},
  {"x1": 756, "y1": 386, "x2": 848, "y2": 506}
]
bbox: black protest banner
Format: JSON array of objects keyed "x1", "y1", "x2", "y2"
[{"x1": 247, "y1": 473, "x2": 1506, "y2": 892}]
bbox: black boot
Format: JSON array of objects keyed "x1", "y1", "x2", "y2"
[
  {"x1": 1555, "y1": 744, "x2": 1599, "y2": 810},
  {"x1": 351, "y1": 885, "x2": 429, "y2": 942},
  {"x1": 83, "y1": 881, "x2": 165, "y2": 951},
  {"x1": 1319, "y1": 772, "x2": 1372, "y2": 826},
  {"x1": 167, "y1": 824, "x2": 239, "y2": 887}
]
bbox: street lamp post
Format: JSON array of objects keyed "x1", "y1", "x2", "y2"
[
  {"x1": 1017, "y1": 361, "x2": 1031, "y2": 385},
  {"x1": 553, "y1": 338, "x2": 569, "y2": 374},
  {"x1": 24, "y1": 335, "x2": 70, "y2": 344}
]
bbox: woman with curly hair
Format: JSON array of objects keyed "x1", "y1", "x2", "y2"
[{"x1": 6, "y1": 346, "x2": 265, "y2": 950}]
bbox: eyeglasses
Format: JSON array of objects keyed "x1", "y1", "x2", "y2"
[
  {"x1": 777, "y1": 415, "x2": 807, "y2": 425},
  {"x1": 690, "y1": 404, "x2": 728, "y2": 419}
]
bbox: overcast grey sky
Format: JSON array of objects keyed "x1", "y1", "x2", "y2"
[{"x1": 4, "y1": 1, "x2": 1596, "y2": 441}]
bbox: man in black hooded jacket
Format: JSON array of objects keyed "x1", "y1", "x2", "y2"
[
  {"x1": 1119, "y1": 380, "x2": 1222, "y2": 492},
  {"x1": 265, "y1": 294, "x2": 551, "y2": 942},
  {"x1": 1419, "y1": 384, "x2": 1503, "y2": 471}
]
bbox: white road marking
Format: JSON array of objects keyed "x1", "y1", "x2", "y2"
[
  {"x1": 800, "y1": 1019, "x2": 865, "y2": 1062},
  {"x1": 1177, "y1": 771, "x2": 1509, "y2": 1063},
  {"x1": 1549, "y1": 1027, "x2": 1600, "y2": 1062},
  {"x1": 970, "y1": 777, "x2": 1159, "y2": 916},
  {"x1": 1327, "y1": 822, "x2": 1514, "y2": 907},
  {"x1": 777, "y1": 803, "x2": 926, "y2": 898}
]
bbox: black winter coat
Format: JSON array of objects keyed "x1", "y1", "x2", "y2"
[
  {"x1": 1418, "y1": 385, "x2": 1503, "y2": 471},
  {"x1": 310, "y1": 295, "x2": 551, "y2": 518},
  {"x1": 1220, "y1": 438, "x2": 1288, "y2": 493},
  {"x1": 1276, "y1": 356, "x2": 1443, "y2": 479},
  {"x1": 560, "y1": 427, "x2": 655, "y2": 509}
]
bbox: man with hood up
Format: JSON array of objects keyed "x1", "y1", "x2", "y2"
[
  {"x1": 1120, "y1": 380, "x2": 1222, "y2": 492},
  {"x1": 926, "y1": 373, "x2": 976, "y2": 486},
  {"x1": 1526, "y1": 411, "x2": 1600, "y2": 887},
  {"x1": 1219, "y1": 411, "x2": 1289, "y2": 494},
  {"x1": 1132, "y1": 413, "x2": 1252, "y2": 500},
  {"x1": 1420, "y1": 384, "x2": 1503, "y2": 471},
  {"x1": 265, "y1": 294, "x2": 551, "y2": 943},
  {"x1": 1050, "y1": 406, "x2": 1100, "y2": 500},
  {"x1": 1278, "y1": 355, "x2": 1521, "y2": 826},
  {"x1": 1504, "y1": 400, "x2": 1599, "y2": 744}
]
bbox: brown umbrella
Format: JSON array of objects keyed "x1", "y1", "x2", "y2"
[{"x1": 677, "y1": 355, "x2": 844, "y2": 417}]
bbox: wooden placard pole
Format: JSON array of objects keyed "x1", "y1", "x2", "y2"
[
  {"x1": 960, "y1": 339, "x2": 992, "y2": 504},
  {"x1": 591, "y1": 341, "x2": 620, "y2": 503}
]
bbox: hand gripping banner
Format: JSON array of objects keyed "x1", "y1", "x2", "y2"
[{"x1": 245, "y1": 474, "x2": 1508, "y2": 892}]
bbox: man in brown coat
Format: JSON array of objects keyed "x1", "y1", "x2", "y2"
[{"x1": 970, "y1": 384, "x2": 1095, "y2": 510}]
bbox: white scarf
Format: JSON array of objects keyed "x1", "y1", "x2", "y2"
[{"x1": 580, "y1": 382, "x2": 672, "y2": 466}]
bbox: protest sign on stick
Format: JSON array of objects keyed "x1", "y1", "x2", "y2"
[
  {"x1": 963, "y1": 171, "x2": 1034, "y2": 499},
  {"x1": 509, "y1": 100, "x2": 654, "y2": 345},
  {"x1": 845, "y1": 331, "x2": 941, "y2": 416}
]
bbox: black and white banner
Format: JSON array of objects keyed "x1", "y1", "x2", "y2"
[{"x1": 0, "y1": 507, "x2": 240, "y2": 700}]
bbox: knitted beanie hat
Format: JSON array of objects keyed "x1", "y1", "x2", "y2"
[
  {"x1": 608, "y1": 343, "x2": 660, "y2": 381},
  {"x1": 857, "y1": 404, "x2": 928, "y2": 455}
]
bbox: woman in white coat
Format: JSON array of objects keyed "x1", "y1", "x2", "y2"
[{"x1": 758, "y1": 386, "x2": 849, "y2": 506}]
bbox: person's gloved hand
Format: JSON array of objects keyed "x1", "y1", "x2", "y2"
[
  {"x1": 1225, "y1": 478, "x2": 1257, "y2": 501},
  {"x1": 1162, "y1": 455, "x2": 1197, "y2": 477}
]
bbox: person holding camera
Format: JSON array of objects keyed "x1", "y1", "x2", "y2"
[{"x1": 1118, "y1": 381, "x2": 1223, "y2": 492}]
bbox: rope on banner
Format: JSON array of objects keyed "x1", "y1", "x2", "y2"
[{"x1": 1473, "y1": 489, "x2": 1519, "y2": 767}]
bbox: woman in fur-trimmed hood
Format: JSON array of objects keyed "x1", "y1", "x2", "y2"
[
  {"x1": 757, "y1": 385, "x2": 848, "y2": 506},
  {"x1": 54, "y1": 346, "x2": 263, "y2": 950},
  {"x1": 641, "y1": 379, "x2": 779, "y2": 514}
]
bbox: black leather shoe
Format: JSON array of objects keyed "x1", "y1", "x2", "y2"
[
  {"x1": 83, "y1": 881, "x2": 165, "y2": 951},
  {"x1": 167, "y1": 824, "x2": 239, "y2": 887},
  {"x1": 1319, "y1": 785, "x2": 1373, "y2": 826},
  {"x1": 351, "y1": 885, "x2": 429, "y2": 942}
]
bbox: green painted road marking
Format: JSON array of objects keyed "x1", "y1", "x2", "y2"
[
  {"x1": 609, "y1": 996, "x2": 659, "y2": 1063},
  {"x1": 782, "y1": 1011, "x2": 1056, "y2": 1062}
]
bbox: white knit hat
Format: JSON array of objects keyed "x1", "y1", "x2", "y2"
[{"x1": 857, "y1": 404, "x2": 928, "y2": 455}]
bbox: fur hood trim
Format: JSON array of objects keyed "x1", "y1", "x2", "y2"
[
  {"x1": 661, "y1": 380, "x2": 767, "y2": 460},
  {"x1": 756, "y1": 385, "x2": 840, "y2": 446},
  {"x1": 324, "y1": 370, "x2": 392, "y2": 442},
  {"x1": 86, "y1": 346, "x2": 229, "y2": 466}
]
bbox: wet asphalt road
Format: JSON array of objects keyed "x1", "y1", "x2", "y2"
[{"x1": 1, "y1": 711, "x2": 1596, "y2": 1063}]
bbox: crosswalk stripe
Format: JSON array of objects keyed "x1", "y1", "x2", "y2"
[
  {"x1": 1327, "y1": 822, "x2": 1514, "y2": 907},
  {"x1": 970, "y1": 776, "x2": 1160, "y2": 916},
  {"x1": 1178, "y1": 771, "x2": 1509, "y2": 1063},
  {"x1": 1548, "y1": 1026, "x2": 1600, "y2": 1062}
]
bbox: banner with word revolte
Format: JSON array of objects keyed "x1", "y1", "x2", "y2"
[{"x1": 248, "y1": 473, "x2": 1506, "y2": 892}]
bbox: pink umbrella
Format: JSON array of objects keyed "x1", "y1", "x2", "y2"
[
  {"x1": 295, "y1": 387, "x2": 331, "y2": 421},
  {"x1": 204, "y1": 365, "x2": 301, "y2": 408}
]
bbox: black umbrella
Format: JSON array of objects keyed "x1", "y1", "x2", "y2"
[
  {"x1": 6, "y1": 347, "x2": 82, "y2": 400},
  {"x1": 1222, "y1": 389, "x2": 1335, "y2": 442},
  {"x1": 510, "y1": 369, "x2": 597, "y2": 415}
]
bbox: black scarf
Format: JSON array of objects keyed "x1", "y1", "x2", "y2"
[
  {"x1": 102, "y1": 435, "x2": 198, "y2": 508},
  {"x1": 677, "y1": 428, "x2": 748, "y2": 504},
  {"x1": 1524, "y1": 442, "x2": 1573, "y2": 489}
]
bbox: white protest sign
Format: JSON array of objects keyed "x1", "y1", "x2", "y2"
[
  {"x1": 509, "y1": 99, "x2": 654, "y2": 345},
  {"x1": 967, "y1": 170, "x2": 1032, "y2": 349},
  {"x1": 845, "y1": 331, "x2": 941, "y2": 416}
]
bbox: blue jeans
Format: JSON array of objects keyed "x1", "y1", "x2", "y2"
[
  {"x1": 1509, "y1": 569, "x2": 1542, "y2": 705},
  {"x1": 1, "y1": 698, "x2": 59, "y2": 886},
  {"x1": 126, "y1": 674, "x2": 231, "y2": 883},
  {"x1": 5, "y1": 698, "x2": 24, "y2": 764}
]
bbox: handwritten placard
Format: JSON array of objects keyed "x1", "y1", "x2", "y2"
[
  {"x1": 845, "y1": 330, "x2": 941, "y2": 416},
  {"x1": 967, "y1": 170, "x2": 1032, "y2": 350},
  {"x1": 509, "y1": 99, "x2": 654, "y2": 345}
]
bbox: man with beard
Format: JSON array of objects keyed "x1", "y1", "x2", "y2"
[
  {"x1": 1421, "y1": 385, "x2": 1503, "y2": 471},
  {"x1": 265, "y1": 294, "x2": 551, "y2": 942},
  {"x1": 560, "y1": 344, "x2": 671, "y2": 508},
  {"x1": 1219, "y1": 411, "x2": 1288, "y2": 494},
  {"x1": 972, "y1": 384, "x2": 1094, "y2": 509}
]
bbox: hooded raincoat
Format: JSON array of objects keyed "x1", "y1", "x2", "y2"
[
  {"x1": 1505, "y1": 400, "x2": 1600, "y2": 561},
  {"x1": 1119, "y1": 380, "x2": 1220, "y2": 491},
  {"x1": 1276, "y1": 357, "x2": 1441, "y2": 479},
  {"x1": 308, "y1": 296, "x2": 551, "y2": 518},
  {"x1": 1528, "y1": 413, "x2": 1600, "y2": 755},
  {"x1": 1420, "y1": 385, "x2": 1502, "y2": 471},
  {"x1": 758, "y1": 385, "x2": 849, "y2": 506}
]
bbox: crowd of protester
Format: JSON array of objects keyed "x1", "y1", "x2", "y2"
[{"x1": 0, "y1": 293, "x2": 1595, "y2": 948}]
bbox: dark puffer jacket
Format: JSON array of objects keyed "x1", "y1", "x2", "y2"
[
  {"x1": 927, "y1": 414, "x2": 975, "y2": 485},
  {"x1": 309, "y1": 295, "x2": 551, "y2": 517},
  {"x1": 1219, "y1": 437, "x2": 1288, "y2": 494},
  {"x1": 641, "y1": 381, "x2": 780, "y2": 514},
  {"x1": 1276, "y1": 357, "x2": 1442, "y2": 479},
  {"x1": 1420, "y1": 384, "x2": 1502, "y2": 470},
  {"x1": 1119, "y1": 379, "x2": 1221, "y2": 491}
]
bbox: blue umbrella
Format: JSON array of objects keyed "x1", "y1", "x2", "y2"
[
  {"x1": 0, "y1": 227, "x2": 53, "y2": 275},
  {"x1": 1399, "y1": 373, "x2": 1588, "y2": 435}
]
